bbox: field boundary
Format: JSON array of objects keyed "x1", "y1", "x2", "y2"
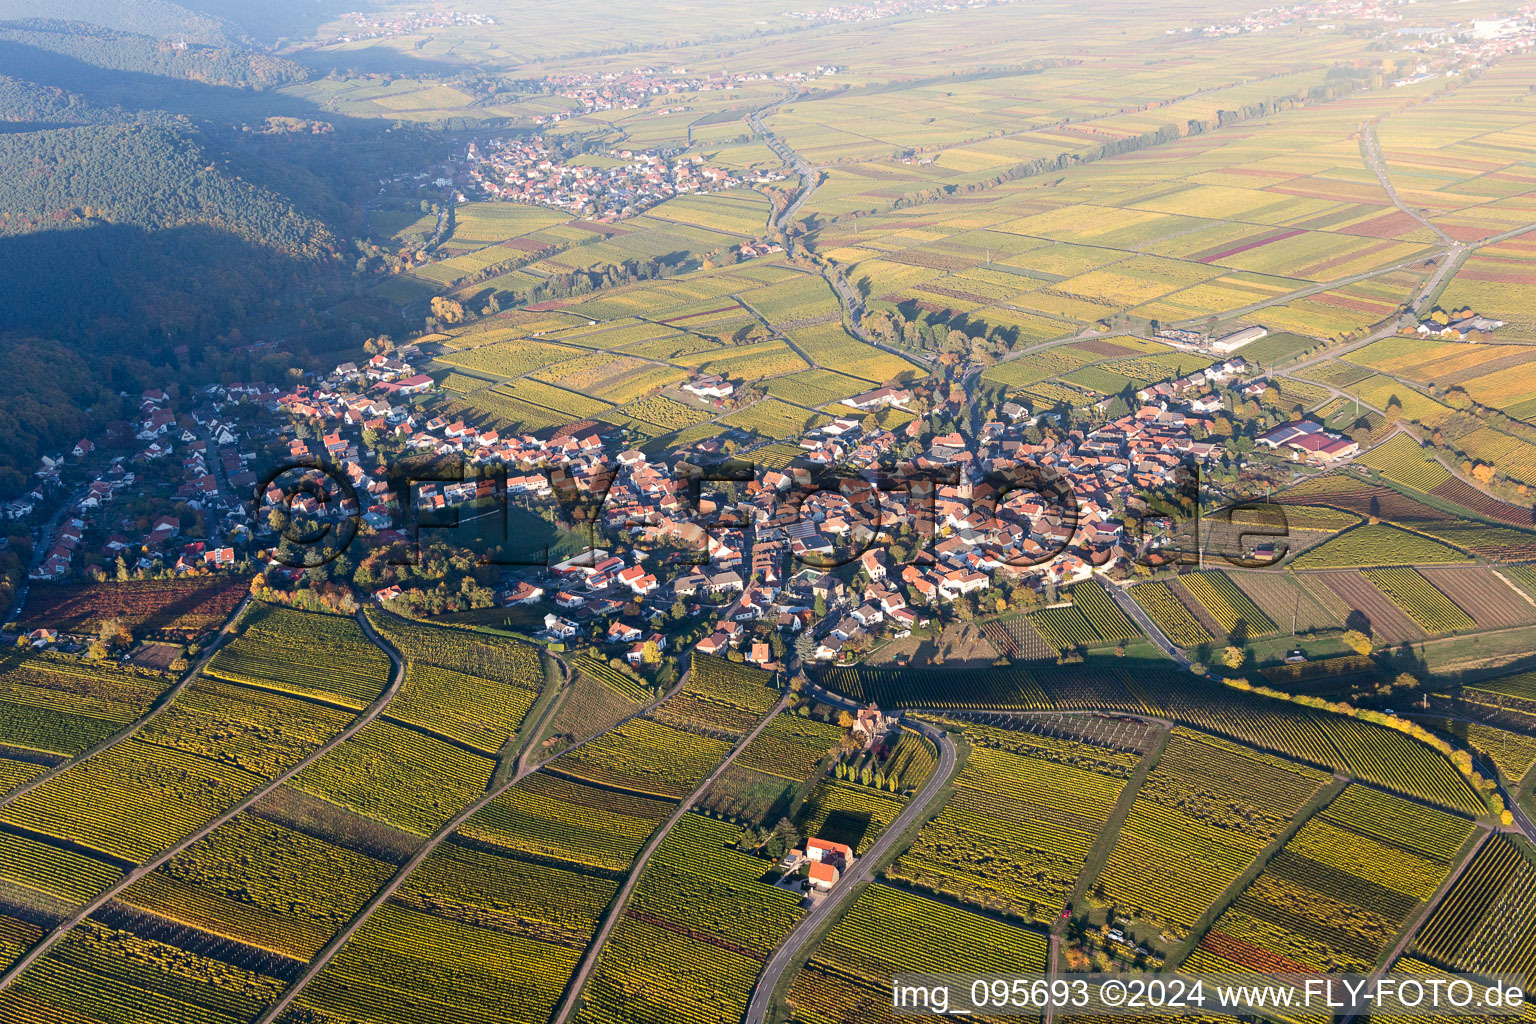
[{"x1": 0, "y1": 594, "x2": 253, "y2": 812}]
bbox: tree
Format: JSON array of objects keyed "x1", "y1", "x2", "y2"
[
  {"x1": 429, "y1": 296, "x2": 465, "y2": 324},
  {"x1": 641, "y1": 640, "x2": 661, "y2": 665},
  {"x1": 1501, "y1": 810, "x2": 1514, "y2": 827},
  {"x1": 1342, "y1": 629, "x2": 1373, "y2": 656},
  {"x1": 99, "y1": 616, "x2": 132, "y2": 650},
  {"x1": 837, "y1": 710, "x2": 855, "y2": 729},
  {"x1": 1221, "y1": 646, "x2": 1245, "y2": 671},
  {"x1": 764, "y1": 818, "x2": 799, "y2": 859}
]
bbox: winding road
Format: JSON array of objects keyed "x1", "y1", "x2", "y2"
[
  {"x1": 550, "y1": 690, "x2": 793, "y2": 1023},
  {"x1": 744, "y1": 695, "x2": 958, "y2": 1024},
  {"x1": 748, "y1": 92, "x2": 933, "y2": 370}
]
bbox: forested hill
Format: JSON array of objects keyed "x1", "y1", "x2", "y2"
[
  {"x1": 0, "y1": 123, "x2": 336, "y2": 257},
  {"x1": 0, "y1": 0, "x2": 238, "y2": 46},
  {"x1": 0, "y1": 75, "x2": 116, "y2": 126},
  {"x1": 0, "y1": 5, "x2": 426, "y2": 498},
  {"x1": 0, "y1": 19, "x2": 307, "y2": 90}
]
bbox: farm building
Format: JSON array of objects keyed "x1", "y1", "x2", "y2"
[
  {"x1": 808, "y1": 862, "x2": 840, "y2": 891},
  {"x1": 1211, "y1": 325, "x2": 1268, "y2": 353},
  {"x1": 807, "y1": 837, "x2": 854, "y2": 867},
  {"x1": 1258, "y1": 421, "x2": 1357, "y2": 464}
]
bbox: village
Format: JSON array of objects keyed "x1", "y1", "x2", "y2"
[
  {"x1": 6, "y1": 328, "x2": 1350, "y2": 676},
  {"x1": 319, "y1": 9, "x2": 499, "y2": 47},
  {"x1": 253, "y1": 345, "x2": 1273, "y2": 669},
  {"x1": 454, "y1": 137, "x2": 766, "y2": 219}
]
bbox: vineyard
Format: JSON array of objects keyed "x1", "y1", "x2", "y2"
[
  {"x1": 1434, "y1": 719, "x2": 1536, "y2": 785},
  {"x1": 460, "y1": 771, "x2": 675, "y2": 874},
  {"x1": 398, "y1": 841, "x2": 618, "y2": 951},
  {"x1": 0, "y1": 737, "x2": 266, "y2": 864},
  {"x1": 887, "y1": 729, "x2": 1135, "y2": 925},
  {"x1": 1186, "y1": 786, "x2": 1475, "y2": 976},
  {"x1": 1029, "y1": 579, "x2": 1141, "y2": 650},
  {"x1": 1178, "y1": 571, "x2": 1278, "y2": 638},
  {"x1": 296, "y1": 902, "x2": 581, "y2": 1024},
  {"x1": 369, "y1": 613, "x2": 545, "y2": 754},
  {"x1": 1130, "y1": 581, "x2": 1213, "y2": 648},
  {"x1": 0, "y1": 672, "x2": 359, "y2": 866},
  {"x1": 719, "y1": 397, "x2": 827, "y2": 440},
  {"x1": 1278, "y1": 476, "x2": 1536, "y2": 562},
  {"x1": 122, "y1": 812, "x2": 397, "y2": 960},
  {"x1": 1356, "y1": 432, "x2": 1454, "y2": 491},
  {"x1": 1312, "y1": 714, "x2": 1484, "y2": 815},
  {"x1": 793, "y1": 777, "x2": 907, "y2": 854},
  {"x1": 1289, "y1": 522, "x2": 1473, "y2": 569},
  {"x1": 205, "y1": 605, "x2": 390, "y2": 710},
  {"x1": 287, "y1": 719, "x2": 497, "y2": 836},
  {"x1": 979, "y1": 614, "x2": 1057, "y2": 660},
  {"x1": 575, "y1": 814, "x2": 804, "y2": 1024},
  {"x1": 16, "y1": 576, "x2": 247, "y2": 641},
  {"x1": 1, "y1": 920, "x2": 287, "y2": 1024},
  {"x1": 699, "y1": 709, "x2": 844, "y2": 824},
  {"x1": 573, "y1": 655, "x2": 653, "y2": 703},
  {"x1": 647, "y1": 656, "x2": 781, "y2": 739},
  {"x1": 822, "y1": 658, "x2": 1484, "y2": 813},
  {"x1": 547, "y1": 716, "x2": 733, "y2": 799},
  {"x1": 1360, "y1": 567, "x2": 1476, "y2": 635},
  {"x1": 293, "y1": 653, "x2": 778, "y2": 1024},
  {"x1": 293, "y1": 692, "x2": 730, "y2": 1024},
  {"x1": 1412, "y1": 834, "x2": 1536, "y2": 990},
  {"x1": 0, "y1": 829, "x2": 121, "y2": 909},
  {"x1": 786, "y1": 883, "x2": 1048, "y2": 1024},
  {"x1": 1420, "y1": 567, "x2": 1536, "y2": 629},
  {"x1": 1094, "y1": 731, "x2": 1329, "y2": 936},
  {"x1": 0, "y1": 755, "x2": 46, "y2": 796},
  {"x1": 0, "y1": 652, "x2": 170, "y2": 757}
]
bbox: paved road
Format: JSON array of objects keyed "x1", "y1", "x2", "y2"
[
  {"x1": 6, "y1": 482, "x2": 86, "y2": 627},
  {"x1": 551, "y1": 690, "x2": 793, "y2": 1023},
  {"x1": 1399, "y1": 708, "x2": 1536, "y2": 843},
  {"x1": 0, "y1": 607, "x2": 406, "y2": 994},
  {"x1": 1109, "y1": 582, "x2": 1189, "y2": 667},
  {"x1": 744, "y1": 709, "x2": 958, "y2": 1024},
  {"x1": 749, "y1": 94, "x2": 932, "y2": 370},
  {"x1": 0, "y1": 594, "x2": 254, "y2": 812}
]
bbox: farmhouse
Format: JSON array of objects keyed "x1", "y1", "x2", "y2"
[
  {"x1": 806, "y1": 837, "x2": 853, "y2": 867},
  {"x1": 682, "y1": 374, "x2": 734, "y2": 399},
  {"x1": 807, "y1": 861, "x2": 840, "y2": 891}
]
